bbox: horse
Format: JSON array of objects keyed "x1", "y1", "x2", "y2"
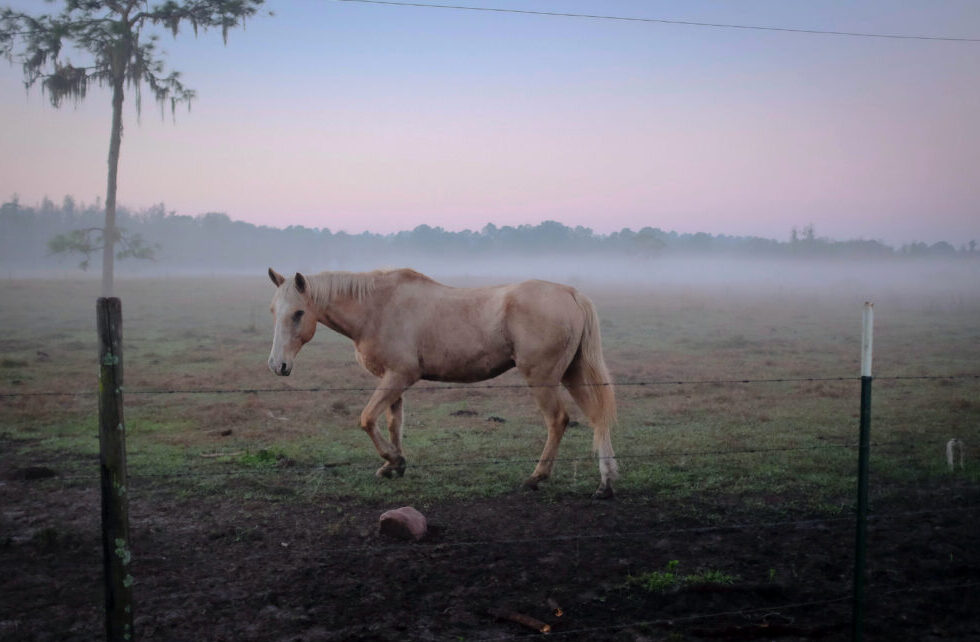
[{"x1": 267, "y1": 267, "x2": 619, "y2": 498}]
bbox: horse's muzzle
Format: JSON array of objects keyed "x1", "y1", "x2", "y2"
[{"x1": 269, "y1": 359, "x2": 291, "y2": 376}]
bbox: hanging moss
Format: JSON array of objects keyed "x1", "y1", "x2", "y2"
[{"x1": 42, "y1": 61, "x2": 87, "y2": 106}]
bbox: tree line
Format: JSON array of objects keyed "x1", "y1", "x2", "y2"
[{"x1": 1, "y1": 196, "x2": 975, "y2": 276}]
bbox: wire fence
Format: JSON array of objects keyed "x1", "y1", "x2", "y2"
[
  {"x1": 5, "y1": 371, "x2": 973, "y2": 481},
  {"x1": 6, "y1": 440, "x2": 912, "y2": 483},
  {"x1": 5, "y1": 372, "x2": 974, "y2": 490},
  {"x1": 2, "y1": 372, "x2": 978, "y2": 398},
  {"x1": 3, "y1": 369, "x2": 977, "y2": 640}
]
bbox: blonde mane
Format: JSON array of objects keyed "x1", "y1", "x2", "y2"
[{"x1": 308, "y1": 270, "x2": 383, "y2": 306}]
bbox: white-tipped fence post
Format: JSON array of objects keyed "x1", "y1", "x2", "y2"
[
  {"x1": 853, "y1": 302, "x2": 873, "y2": 641},
  {"x1": 97, "y1": 298, "x2": 134, "y2": 642}
]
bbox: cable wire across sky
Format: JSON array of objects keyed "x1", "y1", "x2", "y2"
[{"x1": 334, "y1": 0, "x2": 980, "y2": 43}]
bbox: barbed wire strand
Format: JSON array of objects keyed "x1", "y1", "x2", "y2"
[
  {"x1": 8, "y1": 435, "x2": 953, "y2": 485},
  {"x1": 10, "y1": 439, "x2": 891, "y2": 483},
  {"x1": 20, "y1": 581, "x2": 978, "y2": 636},
  {"x1": 478, "y1": 597, "x2": 854, "y2": 641},
  {"x1": 209, "y1": 504, "x2": 980, "y2": 557},
  {"x1": 478, "y1": 581, "x2": 980, "y2": 641},
  {"x1": 128, "y1": 517, "x2": 979, "y2": 615},
  {"x1": 1, "y1": 372, "x2": 976, "y2": 398}
]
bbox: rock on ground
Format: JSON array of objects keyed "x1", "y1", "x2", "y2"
[{"x1": 379, "y1": 506, "x2": 427, "y2": 541}]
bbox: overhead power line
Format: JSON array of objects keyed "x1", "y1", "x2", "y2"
[{"x1": 333, "y1": 0, "x2": 980, "y2": 43}]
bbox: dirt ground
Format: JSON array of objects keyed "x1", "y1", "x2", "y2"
[{"x1": 2, "y1": 443, "x2": 978, "y2": 641}]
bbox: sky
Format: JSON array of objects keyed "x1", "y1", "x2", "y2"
[{"x1": 1, "y1": 0, "x2": 978, "y2": 245}]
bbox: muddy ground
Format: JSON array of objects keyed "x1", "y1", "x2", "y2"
[{"x1": 2, "y1": 446, "x2": 978, "y2": 641}]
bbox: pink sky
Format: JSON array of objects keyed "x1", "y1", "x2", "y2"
[{"x1": 1, "y1": 0, "x2": 978, "y2": 245}]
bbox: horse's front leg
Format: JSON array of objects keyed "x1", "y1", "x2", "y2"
[
  {"x1": 360, "y1": 373, "x2": 414, "y2": 478},
  {"x1": 386, "y1": 396, "x2": 404, "y2": 457},
  {"x1": 376, "y1": 396, "x2": 405, "y2": 478}
]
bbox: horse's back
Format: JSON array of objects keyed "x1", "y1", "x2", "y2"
[{"x1": 369, "y1": 274, "x2": 591, "y2": 383}]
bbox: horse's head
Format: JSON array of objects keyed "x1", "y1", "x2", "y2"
[{"x1": 268, "y1": 268, "x2": 318, "y2": 376}]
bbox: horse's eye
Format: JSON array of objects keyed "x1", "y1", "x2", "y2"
[{"x1": 293, "y1": 310, "x2": 305, "y2": 323}]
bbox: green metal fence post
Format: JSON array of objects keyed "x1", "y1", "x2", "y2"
[{"x1": 853, "y1": 302, "x2": 873, "y2": 642}]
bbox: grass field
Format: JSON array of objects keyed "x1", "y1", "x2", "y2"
[
  {"x1": 3, "y1": 260, "x2": 979, "y2": 640},
  {"x1": 2, "y1": 260, "x2": 977, "y2": 510}
]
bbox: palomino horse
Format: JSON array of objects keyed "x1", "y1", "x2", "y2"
[{"x1": 267, "y1": 267, "x2": 618, "y2": 498}]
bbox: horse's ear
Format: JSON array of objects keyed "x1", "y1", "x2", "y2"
[
  {"x1": 269, "y1": 268, "x2": 286, "y2": 287},
  {"x1": 294, "y1": 272, "x2": 307, "y2": 294}
]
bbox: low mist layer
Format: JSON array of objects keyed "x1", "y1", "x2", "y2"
[{"x1": 2, "y1": 198, "x2": 978, "y2": 304}]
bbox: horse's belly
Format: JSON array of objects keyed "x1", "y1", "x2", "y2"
[{"x1": 419, "y1": 352, "x2": 514, "y2": 383}]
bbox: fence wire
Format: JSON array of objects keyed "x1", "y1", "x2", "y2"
[
  {"x1": 4, "y1": 370, "x2": 976, "y2": 640},
  {"x1": 475, "y1": 580, "x2": 980, "y2": 641},
  {"x1": 7, "y1": 439, "x2": 888, "y2": 484},
  {"x1": 157, "y1": 504, "x2": 980, "y2": 558},
  {"x1": 10, "y1": 580, "x2": 977, "y2": 639},
  {"x1": 1, "y1": 372, "x2": 977, "y2": 398}
]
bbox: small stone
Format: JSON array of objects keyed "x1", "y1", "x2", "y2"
[{"x1": 379, "y1": 506, "x2": 427, "y2": 541}]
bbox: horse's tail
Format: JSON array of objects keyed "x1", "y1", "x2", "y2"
[{"x1": 565, "y1": 291, "x2": 618, "y2": 482}]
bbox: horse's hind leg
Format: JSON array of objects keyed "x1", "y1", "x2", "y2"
[{"x1": 523, "y1": 383, "x2": 569, "y2": 491}]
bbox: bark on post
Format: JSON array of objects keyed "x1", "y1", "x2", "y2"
[{"x1": 97, "y1": 297, "x2": 133, "y2": 641}]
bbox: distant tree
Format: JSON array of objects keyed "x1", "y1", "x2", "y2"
[
  {"x1": 633, "y1": 227, "x2": 667, "y2": 256},
  {"x1": 47, "y1": 223, "x2": 158, "y2": 271},
  {"x1": 902, "y1": 242, "x2": 929, "y2": 257},
  {"x1": 1, "y1": 0, "x2": 266, "y2": 295}
]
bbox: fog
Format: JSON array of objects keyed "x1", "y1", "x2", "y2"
[
  {"x1": 5, "y1": 250, "x2": 979, "y2": 308},
  {"x1": 3, "y1": 199, "x2": 978, "y2": 304},
  {"x1": 393, "y1": 253, "x2": 980, "y2": 296}
]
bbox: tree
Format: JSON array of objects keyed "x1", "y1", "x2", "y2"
[{"x1": 1, "y1": 0, "x2": 265, "y2": 295}]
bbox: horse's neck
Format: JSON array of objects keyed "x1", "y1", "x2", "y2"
[{"x1": 310, "y1": 271, "x2": 379, "y2": 341}]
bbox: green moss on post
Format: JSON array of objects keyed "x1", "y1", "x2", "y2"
[{"x1": 98, "y1": 297, "x2": 133, "y2": 641}]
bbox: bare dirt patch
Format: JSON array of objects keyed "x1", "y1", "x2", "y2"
[{"x1": 2, "y1": 441, "x2": 977, "y2": 641}]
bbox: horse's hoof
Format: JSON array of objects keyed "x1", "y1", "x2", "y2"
[
  {"x1": 592, "y1": 486, "x2": 615, "y2": 500},
  {"x1": 392, "y1": 456, "x2": 406, "y2": 477},
  {"x1": 521, "y1": 478, "x2": 540, "y2": 492},
  {"x1": 376, "y1": 456, "x2": 406, "y2": 479}
]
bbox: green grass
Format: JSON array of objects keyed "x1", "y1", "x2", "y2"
[
  {"x1": 1, "y1": 273, "x2": 978, "y2": 507},
  {"x1": 627, "y1": 560, "x2": 739, "y2": 593}
]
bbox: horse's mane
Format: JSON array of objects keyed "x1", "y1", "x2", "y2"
[{"x1": 308, "y1": 268, "x2": 430, "y2": 306}]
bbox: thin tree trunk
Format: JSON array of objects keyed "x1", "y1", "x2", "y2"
[{"x1": 102, "y1": 74, "x2": 125, "y2": 297}]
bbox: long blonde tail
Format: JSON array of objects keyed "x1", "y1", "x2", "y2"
[{"x1": 566, "y1": 292, "x2": 618, "y2": 481}]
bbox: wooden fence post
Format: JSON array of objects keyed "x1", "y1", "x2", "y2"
[{"x1": 97, "y1": 297, "x2": 134, "y2": 641}]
